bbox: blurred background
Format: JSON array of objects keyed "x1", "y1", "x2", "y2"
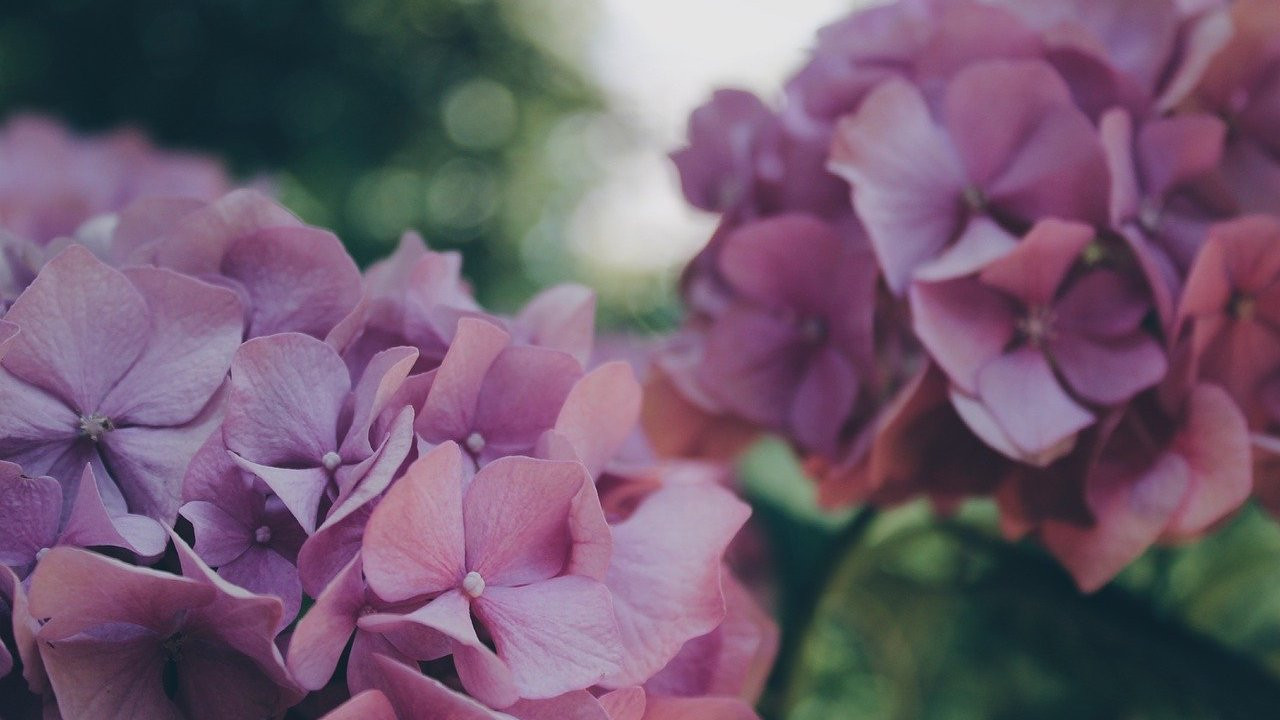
[
  {"x1": 0, "y1": 0, "x2": 852, "y2": 326},
  {"x1": 12, "y1": 2, "x2": 1280, "y2": 718}
]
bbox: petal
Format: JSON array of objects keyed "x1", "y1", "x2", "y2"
[
  {"x1": 1137, "y1": 114, "x2": 1227, "y2": 199},
  {"x1": 1099, "y1": 108, "x2": 1140, "y2": 225},
  {"x1": 913, "y1": 217, "x2": 1019, "y2": 282},
  {"x1": 175, "y1": 641, "x2": 298, "y2": 720},
  {"x1": 641, "y1": 696, "x2": 758, "y2": 720},
  {"x1": 153, "y1": 189, "x2": 302, "y2": 273},
  {"x1": 828, "y1": 79, "x2": 966, "y2": 293},
  {"x1": 287, "y1": 555, "x2": 364, "y2": 690},
  {"x1": 416, "y1": 317, "x2": 509, "y2": 442},
  {"x1": 515, "y1": 284, "x2": 597, "y2": 367},
  {"x1": 218, "y1": 547, "x2": 303, "y2": 633},
  {"x1": 0, "y1": 371, "x2": 79, "y2": 465},
  {"x1": 363, "y1": 442, "x2": 467, "y2": 602},
  {"x1": 36, "y1": 624, "x2": 178, "y2": 720},
  {"x1": 789, "y1": 346, "x2": 859, "y2": 454},
  {"x1": 465, "y1": 457, "x2": 594, "y2": 586},
  {"x1": 1052, "y1": 332, "x2": 1167, "y2": 405},
  {"x1": 553, "y1": 362, "x2": 643, "y2": 478},
  {"x1": 329, "y1": 405, "x2": 415, "y2": 528},
  {"x1": 697, "y1": 306, "x2": 808, "y2": 427},
  {"x1": 98, "y1": 267, "x2": 242, "y2": 425},
  {"x1": 976, "y1": 348, "x2": 1095, "y2": 461},
  {"x1": 59, "y1": 463, "x2": 167, "y2": 559},
  {"x1": 224, "y1": 333, "x2": 349, "y2": 467},
  {"x1": 220, "y1": 225, "x2": 362, "y2": 339},
  {"x1": 1053, "y1": 269, "x2": 1152, "y2": 339},
  {"x1": 181, "y1": 500, "x2": 252, "y2": 567},
  {"x1": 228, "y1": 457, "x2": 331, "y2": 535},
  {"x1": 320, "y1": 690, "x2": 396, "y2": 720},
  {"x1": 298, "y1": 500, "x2": 373, "y2": 597},
  {"x1": 0, "y1": 461, "x2": 60, "y2": 567},
  {"x1": 1, "y1": 245, "x2": 147, "y2": 411},
  {"x1": 1164, "y1": 384, "x2": 1253, "y2": 537},
  {"x1": 909, "y1": 278, "x2": 1016, "y2": 394},
  {"x1": 101, "y1": 413, "x2": 222, "y2": 525},
  {"x1": 29, "y1": 546, "x2": 214, "y2": 639},
  {"x1": 602, "y1": 482, "x2": 751, "y2": 687},
  {"x1": 367, "y1": 654, "x2": 498, "y2": 720},
  {"x1": 716, "y1": 215, "x2": 847, "y2": 311},
  {"x1": 977, "y1": 219, "x2": 1095, "y2": 306},
  {"x1": 507, "y1": 692, "x2": 612, "y2": 720},
  {"x1": 475, "y1": 577, "x2": 623, "y2": 699},
  {"x1": 473, "y1": 346, "x2": 582, "y2": 454},
  {"x1": 339, "y1": 345, "x2": 419, "y2": 460}
]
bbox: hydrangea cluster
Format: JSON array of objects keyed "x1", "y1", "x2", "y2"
[
  {"x1": 656, "y1": 0, "x2": 1280, "y2": 591},
  {"x1": 0, "y1": 117, "x2": 774, "y2": 719}
]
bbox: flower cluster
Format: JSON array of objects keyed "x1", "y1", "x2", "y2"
[
  {"x1": 0, "y1": 117, "x2": 773, "y2": 719},
  {"x1": 656, "y1": 0, "x2": 1280, "y2": 591}
]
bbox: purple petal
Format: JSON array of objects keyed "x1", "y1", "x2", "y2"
[
  {"x1": 552, "y1": 362, "x2": 642, "y2": 478},
  {"x1": 515, "y1": 284, "x2": 596, "y2": 367},
  {"x1": 909, "y1": 278, "x2": 1016, "y2": 394},
  {"x1": 2, "y1": 245, "x2": 147, "y2": 411},
  {"x1": 217, "y1": 547, "x2": 303, "y2": 632},
  {"x1": 36, "y1": 624, "x2": 178, "y2": 720},
  {"x1": 59, "y1": 463, "x2": 167, "y2": 559},
  {"x1": 225, "y1": 333, "x2": 349, "y2": 467},
  {"x1": 0, "y1": 461, "x2": 60, "y2": 568},
  {"x1": 978, "y1": 219, "x2": 1095, "y2": 306},
  {"x1": 828, "y1": 79, "x2": 966, "y2": 292},
  {"x1": 181, "y1": 500, "x2": 252, "y2": 567},
  {"x1": 914, "y1": 217, "x2": 1019, "y2": 283},
  {"x1": 100, "y1": 408, "x2": 222, "y2": 525},
  {"x1": 287, "y1": 555, "x2": 364, "y2": 690},
  {"x1": 975, "y1": 347, "x2": 1095, "y2": 462},
  {"x1": 789, "y1": 346, "x2": 859, "y2": 454},
  {"x1": 228, "y1": 457, "x2": 331, "y2": 536}
]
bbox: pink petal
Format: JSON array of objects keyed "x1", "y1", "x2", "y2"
[
  {"x1": 1, "y1": 245, "x2": 147, "y2": 411},
  {"x1": 599, "y1": 687, "x2": 647, "y2": 720},
  {"x1": 363, "y1": 442, "x2": 467, "y2": 602},
  {"x1": 515, "y1": 284, "x2": 597, "y2": 367},
  {"x1": 417, "y1": 318, "x2": 510, "y2": 441},
  {"x1": 473, "y1": 346, "x2": 583, "y2": 455},
  {"x1": 464, "y1": 457, "x2": 594, "y2": 587},
  {"x1": 828, "y1": 78, "x2": 966, "y2": 293},
  {"x1": 909, "y1": 278, "x2": 1016, "y2": 394},
  {"x1": 328, "y1": 406, "x2": 415, "y2": 528},
  {"x1": 508, "y1": 692, "x2": 613, "y2": 720},
  {"x1": 698, "y1": 306, "x2": 808, "y2": 428},
  {"x1": 36, "y1": 624, "x2": 179, "y2": 720},
  {"x1": 339, "y1": 346, "x2": 419, "y2": 460},
  {"x1": 320, "y1": 690, "x2": 397, "y2": 720},
  {"x1": 602, "y1": 482, "x2": 751, "y2": 687},
  {"x1": 0, "y1": 320, "x2": 17, "y2": 361},
  {"x1": 641, "y1": 696, "x2": 758, "y2": 720},
  {"x1": 367, "y1": 655, "x2": 497, "y2": 720},
  {"x1": 1137, "y1": 114, "x2": 1227, "y2": 199},
  {"x1": 1163, "y1": 384, "x2": 1252, "y2": 537},
  {"x1": 298, "y1": 501, "x2": 372, "y2": 597},
  {"x1": 1098, "y1": 108, "x2": 1140, "y2": 225},
  {"x1": 98, "y1": 267, "x2": 242, "y2": 426},
  {"x1": 224, "y1": 333, "x2": 349, "y2": 467},
  {"x1": 554, "y1": 362, "x2": 642, "y2": 478},
  {"x1": 978, "y1": 219, "x2": 1095, "y2": 305},
  {"x1": 475, "y1": 576, "x2": 623, "y2": 699},
  {"x1": 28, "y1": 546, "x2": 213, "y2": 640},
  {"x1": 152, "y1": 190, "x2": 302, "y2": 273},
  {"x1": 287, "y1": 556, "x2": 364, "y2": 690},
  {"x1": 976, "y1": 348, "x2": 1095, "y2": 462},
  {"x1": 1052, "y1": 332, "x2": 1167, "y2": 405}
]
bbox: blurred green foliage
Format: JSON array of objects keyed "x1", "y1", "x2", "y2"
[
  {"x1": 0, "y1": 0, "x2": 602, "y2": 309},
  {"x1": 740, "y1": 439, "x2": 1280, "y2": 720}
]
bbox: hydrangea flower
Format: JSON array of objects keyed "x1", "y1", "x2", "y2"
[{"x1": 0, "y1": 245, "x2": 242, "y2": 525}]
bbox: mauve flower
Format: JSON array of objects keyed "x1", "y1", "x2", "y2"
[
  {"x1": 140, "y1": 190, "x2": 363, "y2": 340},
  {"x1": 0, "y1": 245, "x2": 242, "y2": 525},
  {"x1": 1035, "y1": 384, "x2": 1251, "y2": 591},
  {"x1": 829, "y1": 59, "x2": 1110, "y2": 292},
  {"x1": 1178, "y1": 215, "x2": 1280, "y2": 424},
  {"x1": 1100, "y1": 108, "x2": 1229, "y2": 327},
  {"x1": 670, "y1": 90, "x2": 778, "y2": 215},
  {"x1": 222, "y1": 332, "x2": 417, "y2": 534},
  {"x1": 690, "y1": 215, "x2": 877, "y2": 454},
  {"x1": 0, "y1": 462, "x2": 166, "y2": 577},
  {"x1": 1191, "y1": 0, "x2": 1280, "y2": 215},
  {"x1": 180, "y1": 437, "x2": 308, "y2": 628},
  {"x1": 911, "y1": 219, "x2": 1166, "y2": 465},
  {"x1": 0, "y1": 114, "x2": 230, "y2": 246},
  {"x1": 359, "y1": 442, "x2": 619, "y2": 707},
  {"x1": 415, "y1": 318, "x2": 583, "y2": 465},
  {"x1": 28, "y1": 539, "x2": 302, "y2": 719}
]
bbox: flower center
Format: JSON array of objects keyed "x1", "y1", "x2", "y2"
[
  {"x1": 1017, "y1": 305, "x2": 1056, "y2": 346},
  {"x1": 1233, "y1": 294, "x2": 1257, "y2": 321},
  {"x1": 465, "y1": 432, "x2": 486, "y2": 455},
  {"x1": 963, "y1": 185, "x2": 987, "y2": 212},
  {"x1": 321, "y1": 451, "x2": 342, "y2": 472},
  {"x1": 797, "y1": 315, "x2": 828, "y2": 344},
  {"x1": 462, "y1": 571, "x2": 486, "y2": 599},
  {"x1": 78, "y1": 413, "x2": 114, "y2": 441},
  {"x1": 253, "y1": 525, "x2": 272, "y2": 545}
]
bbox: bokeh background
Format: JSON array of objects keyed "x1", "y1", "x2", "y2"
[{"x1": 9, "y1": 1, "x2": 1280, "y2": 718}]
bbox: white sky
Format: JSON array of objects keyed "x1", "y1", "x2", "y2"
[{"x1": 567, "y1": 0, "x2": 872, "y2": 280}]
